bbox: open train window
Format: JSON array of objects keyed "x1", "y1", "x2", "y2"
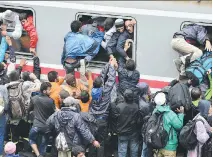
[
  {"x1": 0, "y1": 5, "x2": 35, "y2": 60},
  {"x1": 76, "y1": 13, "x2": 137, "y2": 68},
  {"x1": 180, "y1": 21, "x2": 212, "y2": 43}
]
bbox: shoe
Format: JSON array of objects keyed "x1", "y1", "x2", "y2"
[
  {"x1": 79, "y1": 59, "x2": 86, "y2": 75},
  {"x1": 173, "y1": 58, "x2": 182, "y2": 73}
]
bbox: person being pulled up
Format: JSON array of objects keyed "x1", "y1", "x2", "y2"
[
  {"x1": 171, "y1": 24, "x2": 212, "y2": 78},
  {"x1": 61, "y1": 20, "x2": 100, "y2": 75}
]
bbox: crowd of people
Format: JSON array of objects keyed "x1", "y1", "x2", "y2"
[{"x1": 0, "y1": 9, "x2": 212, "y2": 157}]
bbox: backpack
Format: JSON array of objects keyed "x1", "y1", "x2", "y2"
[
  {"x1": 144, "y1": 112, "x2": 171, "y2": 149},
  {"x1": 0, "y1": 92, "x2": 5, "y2": 116},
  {"x1": 168, "y1": 83, "x2": 192, "y2": 111},
  {"x1": 186, "y1": 51, "x2": 212, "y2": 85},
  {"x1": 179, "y1": 119, "x2": 204, "y2": 150},
  {"x1": 7, "y1": 81, "x2": 26, "y2": 119}
]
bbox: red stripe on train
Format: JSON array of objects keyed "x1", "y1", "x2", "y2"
[{"x1": 19, "y1": 65, "x2": 169, "y2": 89}]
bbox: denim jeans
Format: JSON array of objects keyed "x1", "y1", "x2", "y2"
[
  {"x1": 29, "y1": 127, "x2": 49, "y2": 155},
  {"x1": 118, "y1": 135, "x2": 139, "y2": 157},
  {"x1": 0, "y1": 115, "x2": 6, "y2": 155},
  {"x1": 141, "y1": 142, "x2": 148, "y2": 157}
]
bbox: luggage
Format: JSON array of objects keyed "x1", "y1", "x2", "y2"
[
  {"x1": 7, "y1": 81, "x2": 26, "y2": 119},
  {"x1": 168, "y1": 82, "x2": 192, "y2": 111},
  {"x1": 179, "y1": 119, "x2": 203, "y2": 150},
  {"x1": 186, "y1": 51, "x2": 212, "y2": 86},
  {"x1": 144, "y1": 112, "x2": 171, "y2": 149}
]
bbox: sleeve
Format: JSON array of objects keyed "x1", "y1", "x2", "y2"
[
  {"x1": 116, "y1": 33, "x2": 128, "y2": 58},
  {"x1": 75, "y1": 114, "x2": 95, "y2": 144},
  {"x1": 61, "y1": 39, "x2": 66, "y2": 65},
  {"x1": 6, "y1": 17, "x2": 23, "y2": 39},
  {"x1": 106, "y1": 34, "x2": 117, "y2": 55},
  {"x1": 0, "y1": 13, "x2": 4, "y2": 21},
  {"x1": 29, "y1": 79, "x2": 41, "y2": 93},
  {"x1": 3, "y1": 86, "x2": 9, "y2": 111},
  {"x1": 196, "y1": 121, "x2": 210, "y2": 144},
  {"x1": 195, "y1": 25, "x2": 210, "y2": 45},
  {"x1": 101, "y1": 41, "x2": 107, "y2": 49},
  {"x1": 0, "y1": 37, "x2": 8, "y2": 63},
  {"x1": 16, "y1": 66, "x2": 23, "y2": 75},
  {"x1": 29, "y1": 25, "x2": 38, "y2": 48},
  {"x1": 46, "y1": 113, "x2": 56, "y2": 131},
  {"x1": 58, "y1": 78, "x2": 65, "y2": 85},
  {"x1": 169, "y1": 112, "x2": 184, "y2": 130},
  {"x1": 28, "y1": 99, "x2": 34, "y2": 113},
  {"x1": 99, "y1": 63, "x2": 110, "y2": 83}
]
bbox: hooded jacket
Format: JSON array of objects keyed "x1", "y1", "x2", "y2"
[
  {"x1": 46, "y1": 107, "x2": 95, "y2": 148},
  {"x1": 153, "y1": 105, "x2": 184, "y2": 151}
]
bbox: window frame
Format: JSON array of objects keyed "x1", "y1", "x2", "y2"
[
  {"x1": 180, "y1": 21, "x2": 212, "y2": 30},
  {"x1": 0, "y1": 4, "x2": 36, "y2": 60},
  {"x1": 75, "y1": 12, "x2": 137, "y2": 66}
]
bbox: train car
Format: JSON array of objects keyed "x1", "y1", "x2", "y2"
[{"x1": 0, "y1": 1, "x2": 212, "y2": 92}]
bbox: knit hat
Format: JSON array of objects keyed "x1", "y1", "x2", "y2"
[
  {"x1": 114, "y1": 19, "x2": 124, "y2": 28},
  {"x1": 154, "y1": 92, "x2": 166, "y2": 106},
  {"x1": 3, "y1": 10, "x2": 16, "y2": 22},
  {"x1": 4, "y1": 142, "x2": 16, "y2": 154}
]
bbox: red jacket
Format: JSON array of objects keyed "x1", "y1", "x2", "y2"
[{"x1": 22, "y1": 16, "x2": 38, "y2": 48}]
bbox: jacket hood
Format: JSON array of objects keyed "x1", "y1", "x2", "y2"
[
  {"x1": 57, "y1": 107, "x2": 75, "y2": 126},
  {"x1": 136, "y1": 82, "x2": 150, "y2": 97},
  {"x1": 198, "y1": 100, "x2": 211, "y2": 118},
  {"x1": 91, "y1": 87, "x2": 102, "y2": 101},
  {"x1": 154, "y1": 105, "x2": 171, "y2": 113}
]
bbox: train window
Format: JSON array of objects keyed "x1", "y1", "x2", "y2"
[
  {"x1": 180, "y1": 21, "x2": 212, "y2": 43},
  {"x1": 76, "y1": 13, "x2": 137, "y2": 68},
  {"x1": 0, "y1": 5, "x2": 35, "y2": 60}
]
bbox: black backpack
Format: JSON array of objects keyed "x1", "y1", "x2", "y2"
[
  {"x1": 179, "y1": 119, "x2": 204, "y2": 150},
  {"x1": 168, "y1": 83, "x2": 192, "y2": 111},
  {"x1": 144, "y1": 112, "x2": 171, "y2": 149}
]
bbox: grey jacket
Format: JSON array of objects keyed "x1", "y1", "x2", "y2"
[
  {"x1": 174, "y1": 24, "x2": 210, "y2": 45},
  {"x1": 46, "y1": 107, "x2": 95, "y2": 148},
  {"x1": 89, "y1": 63, "x2": 116, "y2": 118}
]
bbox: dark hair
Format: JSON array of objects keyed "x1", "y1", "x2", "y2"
[
  {"x1": 47, "y1": 71, "x2": 58, "y2": 82},
  {"x1": 22, "y1": 71, "x2": 31, "y2": 81},
  {"x1": 70, "y1": 20, "x2": 82, "y2": 33},
  {"x1": 65, "y1": 74, "x2": 76, "y2": 87},
  {"x1": 124, "y1": 89, "x2": 134, "y2": 103},
  {"x1": 104, "y1": 18, "x2": 114, "y2": 32},
  {"x1": 81, "y1": 90, "x2": 90, "y2": 103},
  {"x1": 19, "y1": 13, "x2": 28, "y2": 21},
  {"x1": 59, "y1": 90, "x2": 70, "y2": 100},
  {"x1": 93, "y1": 76, "x2": 103, "y2": 88},
  {"x1": 191, "y1": 87, "x2": 202, "y2": 101},
  {"x1": 126, "y1": 59, "x2": 136, "y2": 71},
  {"x1": 72, "y1": 145, "x2": 85, "y2": 156},
  {"x1": 9, "y1": 70, "x2": 20, "y2": 82},
  {"x1": 40, "y1": 82, "x2": 52, "y2": 93}
]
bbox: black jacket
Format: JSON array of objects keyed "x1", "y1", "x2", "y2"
[{"x1": 111, "y1": 101, "x2": 139, "y2": 136}]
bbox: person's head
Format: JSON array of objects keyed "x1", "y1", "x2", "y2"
[
  {"x1": 3, "y1": 10, "x2": 15, "y2": 24},
  {"x1": 19, "y1": 13, "x2": 28, "y2": 24},
  {"x1": 71, "y1": 20, "x2": 82, "y2": 33},
  {"x1": 104, "y1": 17, "x2": 114, "y2": 32},
  {"x1": 21, "y1": 71, "x2": 31, "y2": 81},
  {"x1": 154, "y1": 92, "x2": 166, "y2": 106},
  {"x1": 59, "y1": 90, "x2": 70, "y2": 102},
  {"x1": 72, "y1": 146, "x2": 85, "y2": 157},
  {"x1": 4, "y1": 142, "x2": 16, "y2": 155},
  {"x1": 114, "y1": 19, "x2": 124, "y2": 33},
  {"x1": 9, "y1": 70, "x2": 20, "y2": 82},
  {"x1": 40, "y1": 82, "x2": 52, "y2": 96},
  {"x1": 65, "y1": 74, "x2": 76, "y2": 87},
  {"x1": 125, "y1": 20, "x2": 134, "y2": 34},
  {"x1": 126, "y1": 59, "x2": 136, "y2": 71},
  {"x1": 191, "y1": 87, "x2": 202, "y2": 101},
  {"x1": 198, "y1": 100, "x2": 212, "y2": 119},
  {"x1": 1, "y1": 24, "x2": 7, "y2": 31},
  {"x1": 80, "y1": 90, "x2": 90, "y2": 103},
  {"x1": 93, "y1": 76, "x2": 103, "y2": 88},
  {"x1": 124, "y1": 89, "x2": 134, "y2": 103},
  {"x1": 63, "y1": 96, "x2": 80, "y2": 110},
  {"x1": 48, "y1": 71, "x2": 59, "y2": 82},
  {"x1": 136, "y1": 82, "x2": 151, "y2": 101}
]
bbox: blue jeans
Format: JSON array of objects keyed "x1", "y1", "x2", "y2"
[
  {"x1": 29, "y1": 127, "x2": 49, "y2": 155},
  {"x1": 141, "y1": 142, "x2": 148, "y2": 157},
  {"x1": 118, "y1": 135, "x2": 139, "y2": 157},
  {"x1": 0, "y1": 115, "x2": 6, "y2": 155}
]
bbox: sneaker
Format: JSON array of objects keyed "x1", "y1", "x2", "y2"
[
  {"x1": 79, "y1": 59, "x2": 86, "y2": 75},
  {"x1": 173, "y1": 58, "x2": 182, "y2": 73}
]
